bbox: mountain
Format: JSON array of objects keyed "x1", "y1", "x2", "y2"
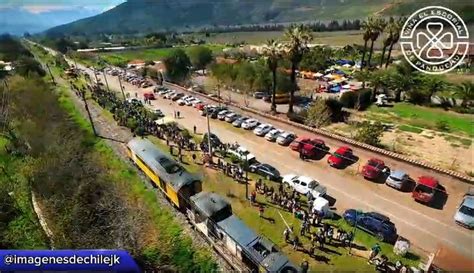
[
  {"x1": 0, "y1": 7, "x2": 100, "y2": 35},
  {"x1": 45, "y1": 0, "x2": 473, "y2": 36}
]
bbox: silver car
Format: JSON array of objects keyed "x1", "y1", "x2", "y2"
[
  {"x1": 232, "y1": 116, "x2": 248, "y2": 127},
  {"x1": 385, "y1": 170, "x2": 409, "y2": 190},
  {"x1": 454, "y1": 189, "x2": 474, "y2": 229}
]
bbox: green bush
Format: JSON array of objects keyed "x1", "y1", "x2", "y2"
[
  {"x1": 452, "y1": 106, "x2": 474, "y2": 114},
  {"x1": 357, "y1": 89, "x2": 373, "y2": 110},
  {"x1": 355, "y1": 121, "x2": 385, "y2": 147},
  {"x1": 340, "y1": 91, "x2": 357, "y2": 108},
  {"x1": 435, "y1": 120, "x2": 450, "y2": 132}
]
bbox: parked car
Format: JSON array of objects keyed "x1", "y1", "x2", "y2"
[
  {"x1": 177, "y1": 98, "x2": 187, "y2": 105},
  {"x1": 228, "y1": 145, "x2": 256, "y2": 163},
  {"x1": 289, "y1": 136, "x2": 311, "y2": 151},
  {"x1": 253, "y1": 123, "x2": 273, "y2": 136},
  {"x1": 241, "y1": 118, "x2": 260, "y2": 130},
  {"x1": 164, "y1": 91, "x2": 176, "y2": 99},
  {"x1": 276, "y1": 132, "x2": 296, "y2": 146},
  {"x1": 158, "y1": 89, "x2": 171, "y2": 96},
  {"x1": 299, "y1": 139, "x2": 329, "y2": 159},
  {"x1": 343, "y1": 209, "x2": 398, "y2": 243},
  {"x1": 189, "y1": 98, "x2": 201, "y2": 106},
  {"x1": 265, "y1": 129, "x2": 284, "y2": 142},
  {"x1": 225, "y1": 112, "x2": 240, "y2": 123},
  {"x1": 232, "y1": 116, "x2": 249, "y2": 127},
  {"x1": 171, "y1": 93, "x2": 184, "y2": 101},
  {"x1": 153, "y1": 109, "x2": 164, "y2": 118},
  {"x1": 385, "y1": 170, "x2": 410, "y2": 190},
  {"x1": 143, "y1": 92, "x2": 155, "y2": 100},
  {"x1": 412, "y1": 176, "x2": 439, "y2": 205},
  {"x1": 195, "y1": 103, "x2": 206, "y2": 111},
  {"x1": 362, "y1": 158, "x2": 388, "y2": 180},
  {"x1": 454, "y1": 188, "x2": 474, "y2": 229},
  {"x1": 249, "y1": 163, "x2": 281, "y2": 181},
  {"x1": 282, "y1": 174, "x2": 327, "y2": 198},
  {"x1": 201, "y1": 133, "x2": 222, "y2": 153},
  {"x1": 254, "y1": 92, "x2": 266, "y2": 99},
  {"x1": 328, "y1": 146, "x2": 354, "y2": 168},
  {"x1": 217, "y1": 110, "x2": 231, "y2": 120}
]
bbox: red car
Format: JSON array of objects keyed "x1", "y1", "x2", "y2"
[
  {"x1": 328, "y1": 146, "x2": 353, "y2": 168},
  {"x1": 144, "y1": 92, "x2": 155, "y2": 100},
  {"x1": 194, "y1": 103, "x2": 205, "y2": 110},
  {"x1": 300, "y1": 139, "x2": 329, "y2": 158},
  {"x1": 412, "y1": 176, "x2": 439, "y2": 204},
  {"x1": 362, "y1": 158, "x2": 387, "y2": 180},
  {"x1": 289, "y1": 136, "x2": 311, "y2": 151}
]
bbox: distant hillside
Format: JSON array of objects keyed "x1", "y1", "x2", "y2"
[
  {"x1": 45, "y1": 0, "x2": 473, "y2": 36},
  {"x1": 45, "y1": 0, "x2": 392, "y2": 36}
]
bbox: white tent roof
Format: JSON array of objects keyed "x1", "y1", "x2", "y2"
[
  {"x1": 314, "y1": 72, "x2": 323, "y2": 77},
  {"x1": 155, "y1": 116, "x2": 176, "y2": 125},
  {"x1": 312, "y1": 197, "x2": 329, "y2": 212}
]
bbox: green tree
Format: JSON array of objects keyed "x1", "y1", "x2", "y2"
[
  {"x1": 284, "y1": 24, "x2": 312, "y2": 114},
  {"x1": 187, "y1": 46, "x2": 213, "y2": 71},
  {"x1": 263, "y1": 39, "x2": 282, "y2": 112},
  {"x1": 163, "y1": 49, "x2": 191, "y2": 83},
  {"x1": 305, "y1": 98, "x2": 332, "y2": 128},
  {"x1": 15, "y1": 57, "x2": 46, "y2": 77},
  {"x1": 355, "y1": 121, "x2": 385, "y2": 146},
  {"x1": 380, "y1": 17, "x2": 395, "y2": 67},
  {"x1": 366, "y1": 17, "x2": 386, "y2": 68},
  {"x1": 360, "y1": 18, "x2": 373, "y2": 69},
  {"x1": 452, "y1": 81, "x2": 474, "y2": 107},
  {"x1": 385, "y1": 18, "x2": 404, "y2": 68}
]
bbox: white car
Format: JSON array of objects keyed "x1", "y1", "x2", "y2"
[
  {"x1": 224, "y1": 112, "x2": 240, "y2": 123},
  {"x1": 454, "y1": 188, "x2": 474, "y2": 229},
  {"x1": 228, "y1": 145, "x2": 256, "y2": 163},
  {"x1": 217, "y1": 110, "x2": 231, "y2": 120},
  {"x1": 282, "y1": 174, "x2": 327, "y2": 198},
  {"x1": 189, "y1": 98, "x2": 202, "y2": 106},
  {"x1": 185, "y1": 97, "x2": 196, "y2": 106},
  {"x1": 241, "y1": 118, "x2": 260, "y2": 130},
  {"x1": 276, "y1": 132, "x2": 296, "y2": 146},
  {"x1": 265, "y1": 129, "x2": 284, "y2": 142},
  {"x1": 177, "y1": 98, "x2": 187, "y2": 106},
  {"x1": 164, "y1": 91, "x2": 176, "y2": 99},
  {"x1": 253, "y1": 123, "x2": 273, "y2": 136}
]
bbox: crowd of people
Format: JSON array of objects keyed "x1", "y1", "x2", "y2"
[{"x1": 76, "y1": 81, "x2": 409, "y2": 273}]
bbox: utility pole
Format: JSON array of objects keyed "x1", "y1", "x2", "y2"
[
  {"x1": 45, "y1": 64, "x2": 56, "y2": 85},
  {"x1": 80, "y1": 89, "x2": 97, "y2": 136},
  {"x1": 217, "y1": 82, "x2": 221, "y2": 107},
  {"x1": 117, "y1": 75, "x2": 126, "y2": 100},
  {"x1": 206, "y1": 113, "x2": 212, "y2": 159},
  {"x1": 102, "y1": 69, "x2": 111, "y2": 92},
  {"x1": 245, "y1": 153, "x2": 249, "y2": 199}
]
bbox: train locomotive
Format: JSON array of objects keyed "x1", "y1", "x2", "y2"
[{"x1": 127, "y1": 138, "x2": 299, "y2": 272}]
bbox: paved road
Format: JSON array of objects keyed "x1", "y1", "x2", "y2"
[{"x1": 83, "y1": 68, "x2": 474, "y2": 260}]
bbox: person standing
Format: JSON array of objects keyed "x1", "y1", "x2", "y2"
[
  {"x1": 301, "y1": 260, "x2": 309, "y2": 273},
  {"x1": 293, "y1": 235, "x2": 299, "y2": 250},
  {"x1": 258, "y1": 205, "x2": 264, "y2": 218},
  {"x1": 193, "y1": 125, "x2": 197, "y2": 134},
  {"x1": 369, "y1": 243, "x2": 381, "y2": 264}
]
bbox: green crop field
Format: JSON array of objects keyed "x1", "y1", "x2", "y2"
[
  {"x1": 368, "y1": 103, "x2": 474, "y2": 138},
  {"x1": 98, "y1": 45, "x2": 225, "y2": 66}
]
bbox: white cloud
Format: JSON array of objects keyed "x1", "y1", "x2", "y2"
[{"x1": 21, "y1": 5, "x2": 71, "y2": 14}]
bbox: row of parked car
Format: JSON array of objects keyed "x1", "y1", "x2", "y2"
[
  {"x1": 158, "y1": 85, "x2": 472, "y2": 230},
  {"x1": 103, "y1": 67, "x2": 153, "y2": 88}
]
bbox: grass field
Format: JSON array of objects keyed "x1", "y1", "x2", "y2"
[
  {"x1": 367, "y1": 103, "x2": 474, "y2": 138},
  {"x1": 98, "y1": 44, "x2": 226, "y2": 65}
]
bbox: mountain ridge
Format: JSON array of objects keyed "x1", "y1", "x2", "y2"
[{"x1": 44, "y1": 0, "x2": 473, "y2": 36}]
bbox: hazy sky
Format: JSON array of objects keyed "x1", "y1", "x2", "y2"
[{"x1": 0, "y1": 0, "x2": 125, "y2": 13}]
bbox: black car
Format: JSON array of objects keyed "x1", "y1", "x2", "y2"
[
  {"x1": 343, "y1": 209, "x2": 398, "y2": 243},
  {"x1": 201, "y1": 133, "x2": 222, "y2": 153},
  {"x1": 210, "y1": 106, "x2": 227, "y2": 119},
  {"x1": 249, "y1": 163, "x2": 281, "y2": 181}
]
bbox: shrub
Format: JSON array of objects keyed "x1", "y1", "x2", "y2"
[
  {"x1": 354, "y1": 121, "x2": 385, "y2": 147},
  {"x1": 356, "y1": 89, "x2": 373, "y2": 110},
  {"x1": 435, "y1": 120, "x2": 450, "y2": 132},
  {"x1": 452, "y1": 106, "x2": 474, "y2": 114},
  {"x1": 340, "y1": 91, "x2": 357, "y2": 108}
]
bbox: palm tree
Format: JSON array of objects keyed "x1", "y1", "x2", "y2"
[
  {"x1": 385, "y1": 18, "x2": 403, "y2": 68},
  {"x1": 367, "y1": 17, "x2": 386, "y2": 68},
  {"x1": 380, "y1": 18, "x2": 395, "y2": 67},
  {"x1": 360, "y1": 18, "x2": 373, "y2": 69},
  {"x1": 263, "y1": 39, "x2": 283, "y2": 113},
  {"x1": 284, "y1": 24, "x2": 313, "y2": 114},
  {"x1": 452, "y1": 81, "x2": 474, "y2": 107}
]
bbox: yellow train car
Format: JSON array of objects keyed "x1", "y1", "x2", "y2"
[{"x1": 126, "y1": 138, "x2": 202, "y2": 210}]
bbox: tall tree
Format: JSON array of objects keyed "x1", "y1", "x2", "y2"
[
  {"x1": 263, "y1": 39, "x2": 282, "y2": 113},
  {"x1": 187, "y1": 46, "x2": 213, "y2": 72},
  {"x1": 284, "y1": 24, "x2": 313, "y2": 114},
  {"x1": 452, "y1": 81, "x2": 474, "y2": 107},
  {"x1": 385, "y1": 18, "x2": 404, "y2": 68},
  {"x1": 163, "y1": 49, "x2": 191, "y2": 83},
  {"x1": 360, "y1": 18, "x2": 373, "y2": 69},
  {"x1": 380, "y1": 17, "x2": 395, "y2": 67},
  {"x1": 367, "y1": 17, "x2": 386, "y2": 68}
]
